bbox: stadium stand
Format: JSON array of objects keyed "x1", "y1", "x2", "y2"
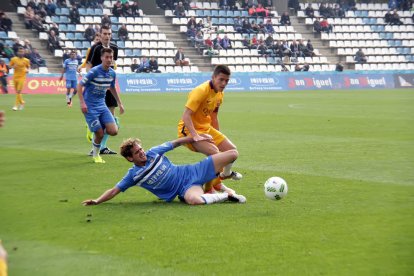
[{"x1": 298, "y1": 2, "x2": 414, "y2": 70}]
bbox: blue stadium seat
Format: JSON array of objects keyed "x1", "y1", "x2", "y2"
[
  {"x1": 66, "y1": 32, "x2": 75, "y2": 40},
  {"x1": 86, "y1": 8, "x2": 94, "y2": 15},
  {"x1": 219, "y1": 10, "x2": 226, "y2": 17},
  {"x1": 60, "y1": 16, "x2": 69, "y2": 23},
  {"x1": 211, "y1": 10, "x2": 219, "y2": 17},
  {"x1": 56, "y1": 8, "x2": 61, "y2": 15},
  {"x1": 82, "y1": 41, "x2": 90, "y2": 48},
  {"x1": 67, "y1": 24, "x2": 76, "y2": 31},
  {"x1": 78, "y1": 8, "x2": 86, "y2": 15},
  {"x1": 203, "y1": 10, "x2": 211, "y2": 16},
  {"x1": 211, "y1": 17, "x2": 219, "y2": 24},
  {"x1": 241, "y1": 10, "x2": 248, "y2": 17},
  {"x1": 233, "y1": 10, "x2": 241, "y2": 17},
  {"x1": 74, "y1": 41, "x2": 83, "y2": 48},
  {"x1": 51, "y1": 16, "x2": 60, "y2": 23},
  {"x1": 133, "y1": 49, "x2": 141, "y2": 56},
  {"x1": 94, "y1": 9, "x2": 103, "y2": 15},
  {"x1": 369, "y1": 18, "x2": 377, "y2": 24},
  {"x1": 362, "y1": 18, "x2": 370, "y2": 24},
  {"x1": 404, "y1": 48, "x2": 411, "y2": 54},
  {"x1": 226, "y1": 10, "x2": 234, "y2": 17},
  {"x1": 75, "y1": 33, "x2": 85, "y2": 40},
  {"x1": 117, "y1": 40, "x2": 125, "y2": 48},
  {"x1": 218, "y1": 18, "x2": 226, "y2": 24},
  {"x1": 125, "y1": 49, "x2": 133, "y2": 56},
  {"x1": 61, "y1": 8, "x2": 69, "y2": 15},
  {"x1": 227, "y1": 18, "x2": 234, "y2": 24},
  {"x1": 377, "y1": 25, "x2": 384, "y2": 32},
  {"x1": 0, "y1": 31, "x2": 7, "y2": 38},
  {"x1": 110, "y1": 17, "x2": 118, "y2": 23},
  {"x1": 396, "y1": 47, "x2": 404, "y2": 54},
  {"x1": 81, "y1": 49, "x2": 87, "y2": 56},
  {"x1": 111, "y1": 25, "x2": 117, "y2": 32},
  {"x1": 387, "y1": 40, "x2": 395, "y2": 46},
  {"x1": 196, "y1": 10, "x2": 203, "y2": 17},
  {"x1": 59, "y1": 24, "x2": 67, "y2": 31},
  {"x1": 267, "y1": 57, "x2": 275, "y2": 64},
  {"x1": 112, "y1": 33, "x2": 119, "y2": 40},
  {"x1": 395, "y1": 40, "x2": 402, "y2": 47}
]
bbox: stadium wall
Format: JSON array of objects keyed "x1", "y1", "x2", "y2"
[{"x1": 4, "y1": 71, "x2": 414, "y2": 94}]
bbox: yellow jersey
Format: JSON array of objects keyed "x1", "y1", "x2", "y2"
[
  {"x1": 0, "y1": 258, "x2": 7, "y2": 276},
  {"x1": 178, "y1": 80, "x2": 223, "y2": 132},
  {"x1": 9, "y1": 57, "x2": 30, "y2": 79}
]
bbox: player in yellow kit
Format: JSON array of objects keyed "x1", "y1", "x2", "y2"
[
  {"x1": 177, "y1": 65, "x2": 242, "y2": 194},
  {"x1": 9, "y1": 47, "x2": 30, "y2": 111}
]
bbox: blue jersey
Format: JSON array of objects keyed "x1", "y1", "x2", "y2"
[
  {"x1": 63, "y1": 58, "x2": 79, "y2": 81},
  {"x1": 116, "y1": 142, "x2": 216, "y2": 202},
  {"x1": 80, "y1": 64, "x2": 116, "y2": 109}
]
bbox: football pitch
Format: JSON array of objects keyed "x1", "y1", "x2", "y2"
[{"x1": 0, "y1": 89, "x2": 413, "y2": 275}]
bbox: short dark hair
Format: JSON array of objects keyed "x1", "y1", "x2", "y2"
[
  {"x1": 100, "y1": 25, "x2": 111, "y2": 33},
  {"x1": 101, "y1": 47, "x2": 113, "y2": 56},
  {"x1": 120, "y1": 138, "x2": 142, "y2": 159},
  {"x1": 213, "y1": 65, "x2": 231, "y2": 76}
]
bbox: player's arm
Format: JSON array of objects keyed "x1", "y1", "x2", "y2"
[
  {"x1": 170, "y1": 135, "x2": 212, "y2": 148},
  {"x1": 59, "y1": 62, "x2": 66, "y2": 81},
  {"x1": 211, "y1": 107, "x2": 220, "y2": 130},
  {"x1": 85, "y1": 45, "x2": 96, "y2": 72},
  {"x1": 77, "y1": 82, "x2": 87, "y2": 113},
  {"x1": 82, "y1": 187, "x2": 121, "y2": 206},
  {"x1": 108, "y1": 87, "x2": 124, "y2": 114},
  {"x1": 182, "y1": 107, "x2": 208, "y2": 142}
]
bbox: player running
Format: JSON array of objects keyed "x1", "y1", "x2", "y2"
[
  {"x1": 77, "y1": 48, "x2": 124, "y2": 163},
  {"x1": 177, "y1": 65, "x2": 242, "y2": 194},
  {"x1": 85, "y1": 25, "x2": 119, "y2": 155},
  {"x1": 60, "y1": 50, "x2": 79, "y2": 107},
  {"x1": 82, "y1": 135, "x2": 246, "y2": 206},
  {"x1": 9, "y1": 47, "x2": 30, "y2": 111}
]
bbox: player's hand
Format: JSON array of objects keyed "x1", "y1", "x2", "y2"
[
  {"x1": 119, "y1": 104, "x2": 125, "y2": 115},
  {"x1": 82, "y1": 199, "x2": 98, "y2": 206},
  {"x1": 59, "y1": 76, "x2": 63, "y2": 81},
  {"x1": 199, "y1": 133, "x2": 213, "y2": 141},
  {"x1": 193, "y1": 134, "x2": 212, "y2": 142},
  {"x1": 80, "y1": 102, "x2": 88, "y2": 114}
]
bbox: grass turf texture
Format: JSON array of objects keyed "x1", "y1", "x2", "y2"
[{"x1": 0, "y1": 89, "x2": 413, "y2": 275}]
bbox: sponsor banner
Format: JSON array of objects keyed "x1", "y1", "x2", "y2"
[
  {"x1": 5, "y1": 74, "x2": 120, "y2": 94},
  {"x1": 393, "y1": 73, "x2": 414, "y2": 89}
]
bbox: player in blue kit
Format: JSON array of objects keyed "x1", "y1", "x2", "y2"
[
  {"x1": 77, "y1": 47, "x2": 124, "y2": 163},
  {"x1": 60, "y1": 50, "x2": 80, "y2": 107},
  {"x1": 82, "y1": 135, "x2": 247, "y2": 205}
]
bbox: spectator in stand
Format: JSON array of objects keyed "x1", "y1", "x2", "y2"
[
  {"x1": 390, "y1": 10, "x2": 403, "y2": 25},
  {"x1": 46, "y1": 0, "x2": 57, "y2": 16},
  {"x1": 56, "y1": 0, "x2": 67, "y2": 8},
  {"x1": 112, "y1": 1, "x2": 122, "y2": 17},
  {"x1": 84, "y1": 25, "x2": 96, "y2": 42},
  {"x1": 388, "y1": 0, "x2": 397, "y2": 9},
  {"x1": 271, "y1": 40, "x2": 283, "y2": 59},
  {"x1": 250, "y1": 34, "x2": 258, "y2": 49},
  {"x1": 11, "y1": 0, "x2": 22, "y2": 8},
  {"x1": 101, "y1": 14, "x2": 111, "y2": 27},
  {"x1": 204, "y1": 35, "x2": 213, "y2": 49},
  {"x1": 354, "y1": 48, "x2": 367, "y2": 63},
  {"x1": 305, "y1": 3, "x2": 314, "y2": 18},
  {"x1": 335, "y1": 62, "x2": 344, "y2": 72},
  {"x1": 149, "y1": 56, "x2": 161, "y2": 73},
  {"x1": 0, "y1": 14, "x2": 12, "y2": 32},
  {"x1": 118, "y1": 24, "x2": 128, "y2": 41},
  {"x1": 196, "y1": 19, "x2": 204, "y2": 30},
  {"x1": 175, "y1": 2, "x2": 186, "y2": 18},
  {"x1": 250, "y1": 20, "x2": 260, "y2": 33},
  {"x1": 248, "y1": 5, "x2": 258, "y2": 16},
  {"x1": 0, "y1": 58, "x2": 9, "y2": 94},
  {"x1": 174, "y1": 47, "x2": 189, "y2": 66},
  {"x1": 298, "y1": 39, "x2": 307, "y2": 57},
  {"x1": 220, "y1": 0, "x2": 237, "y2": 10},
  {"x1": 233, "y1": 16, "x2": 243, "y2": 33},
  {"x1": 258, "y1": 41, "x2": 271, "y2": 57},
  {"x1": 242, "y1": 17, "x2": 254, "y2": 34},
  {"x1": 319, "y1": 3, "x2": 329, "y2": 18},
  {"x1": 187, "y1": 16, "x2": 197, "y2": 29},
  {"x1": 48, "y1": 30, "x2": 62, "y2": 53},
  {"x1": 264, "y1": 18, "x2": 275, "y2": 34},
  {"x1": 306, "y1": 39, "x2": 315, "y2": 57},
  {"x1": 281, "y1": 40, "x2": 291, "y2": 57},
  {"x1": 288, "y1": 0, "x2": 300, "y2": 12},
  {"x1": 320, "y1": 18, "x2": 333, "y2": 33},
  {"x1": 290, "y1": 40, "x2": 300, "y2": 58},
  {"x1": 37, "y1": 0, "x2": 47, "y2": 13},
  {"x1": 2, "y1": 44, "x2": 14, "y2": 59},
  {"x1": 12, "y1": 38, "x2": 22, "y2": 55},
  {"x1": 131, "y1": 1, "x2": 140, "y2": 16},
  {"x1": 326, "y1": 3, "x2": 335, "y2": 18},
  {"x1": 256, "y1": 4, "x2": 269, "y2": 17},
  {"x1": 131, "y1": 58, "x2": 139, "y2": 72},
  {"x1": 265, "y1": 35, "x2": 273, "y2": 47},
  {"x1": 138, "y1": 56, "x2": 150, "y2": 73},
  {"x1": 69, "y1": 5, "x2": 80, "y2": 24},
  {"x1": 334, "y1": 4, "x2": 345, "y2": 18},
  {"x1": 32, "y1": 14, "x2": 45, "y2": 31},
  {"x1": 384, "y1": 10, "x2": 392, "y2": 24},
  {"x1": 23, "y1": 39, "x2": 33, "y2": 53},
  {"x1": 122, "y1": 2, "x2": 133, "y2": 17},
  {"x1": 242, "y1": 35, "x2": 250, "y2": 48},
  {"x1": 221, "y1": 35, "x2": 232, "y2": 50},
  {"x1": 24, "y1": 6, "x2": 35, "y2": 29},
  {"x1": 27, "y1": 0, "x2": 36, "y2": 10},
  {"x1": 194, "y1": 31, "x2": 205, "y2": 52},
  {"x1": 280, "y1": 12, "x2": 291, "y2": 26},
  {"x1": 29, "y1": 48, "x2": 46, "y2": 68},
  {"x1": 313, "y1": 17, "x2": 322, "y2": 33},
  {"x1": 186, "y1": 25, "x2": 196, "y2": 43},
  {"x1": 213, "y1": 36, "x2": 223, "y2": 50},
  {"x1": 49, "y1": 22, "x2": 59, "y2": 36}
]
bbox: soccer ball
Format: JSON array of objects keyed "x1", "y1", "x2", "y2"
[{"x1": 264, "y1": 177, "x2": 288, "y2": 200}]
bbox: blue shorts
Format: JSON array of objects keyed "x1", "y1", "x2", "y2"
[
  {"x1": 177, "y1": 156, "x2": 217, "y2": 199},
  {"x1": 66, "y1": 79, "x2": 77, "y2": 89},
  {"x1": 84, "y1": 105, "x2": 115, "y2": 132}
]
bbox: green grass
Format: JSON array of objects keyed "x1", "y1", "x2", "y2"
[{"x1": 0, "y1": 89, "x2": 413, "y2": 275}]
